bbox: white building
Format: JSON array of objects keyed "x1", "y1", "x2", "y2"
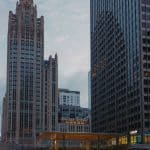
[{"x1": 58, "y1": 89, "x2": 80, "y2": 106}]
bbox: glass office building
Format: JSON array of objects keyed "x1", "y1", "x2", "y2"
[
  {"x1": 58, "y1": 105, "x2": 90, "y2": 133},
  {"x1": 90, "y1": 0, "x2": 150, "y2": 144}
]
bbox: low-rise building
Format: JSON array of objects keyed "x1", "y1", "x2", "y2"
[{"x1": 58, "y1": 105, "x2": 91, "y2": 133}]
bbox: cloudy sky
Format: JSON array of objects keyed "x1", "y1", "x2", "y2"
[{"x1": 0, "y1": 0, "x2": 90, "y2": 125}]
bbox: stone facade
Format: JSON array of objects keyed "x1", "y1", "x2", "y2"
[
  {"x1": 43, "y1": 55, "x2": 58, "y2": 132},
  {"x1": 2, "y1": 0, "x2": 58, "y2": 145}
]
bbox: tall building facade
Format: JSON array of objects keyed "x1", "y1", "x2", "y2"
[
  {"x1": 43, "y1": 55, "x2": 58, "y2": 132},
  {"x1": 88, "y1": 71, "x2": 91, "y2": 110},
  {"x1": 91, "y1": 0, "x2": 150, "y2": 144},
  {"x1": 58, "y1": 89, "x2": 80, "y2": 106},
  {"x1": 2, "y1": 0, "x2": 58, "y2": 145}
]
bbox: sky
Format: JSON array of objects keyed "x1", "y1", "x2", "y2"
[{"x1": 0, "y1": 0, "x2": 90, "y2": 125}]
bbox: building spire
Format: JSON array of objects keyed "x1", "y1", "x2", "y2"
[{"x1": 19, "y1": 0, "x2": 33, "y2": 6}]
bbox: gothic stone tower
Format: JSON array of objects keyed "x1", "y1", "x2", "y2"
[{"x1": 2, "y1": 0, "x2": 44, "y2": 144}]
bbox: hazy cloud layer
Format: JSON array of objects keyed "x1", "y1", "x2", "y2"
[{"x1": 0, "y1": 0, "x2": 90, "y2": 120}]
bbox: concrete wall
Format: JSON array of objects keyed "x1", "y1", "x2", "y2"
[
  {"x1": 0, "y1": 144, "x2": 16, "y2": 150},
  {"x1": 0, "y1": 144, "x2": 44, "y2": 150}
]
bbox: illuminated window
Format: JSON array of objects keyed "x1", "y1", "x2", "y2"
[
  {"x1": 145, "y1": 134, "x2": 150, "y2": 144},
  {"x1": 130, "y1": 135, "x2": 137, "y2": 144},
  {"x1": 119, "y1": 136, "x2": 128, "y2": 145},
  {"x1": 144, "y1": 71, "x2": 150, "y2": 77}
]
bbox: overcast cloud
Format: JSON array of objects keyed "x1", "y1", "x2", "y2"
[{"x1": 0, "y1": 0, "x2": 90, "y2": 127}]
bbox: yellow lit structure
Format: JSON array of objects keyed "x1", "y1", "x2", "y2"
[
  {"x1": 38, "y1": 132, "x2": 125, "y2": 150},
  {"x1": 61, "y1": 118, "x2": 89, "y2": 125},
  {"x1": 119, "y1": 136, "x2": 128, "y2": 145}
]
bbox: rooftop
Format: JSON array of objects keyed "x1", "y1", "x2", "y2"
[{"x1": 59, "y1": 88, "x2": 80, "y2": 94}]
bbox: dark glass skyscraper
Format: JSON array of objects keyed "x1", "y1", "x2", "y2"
[{"x1": 91, "y1": 0, "x2": 150, "y2": 143}]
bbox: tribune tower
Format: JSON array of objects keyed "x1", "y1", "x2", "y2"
[{"x1": 2, "y1": 0, "x2": 44, "y2": 144}]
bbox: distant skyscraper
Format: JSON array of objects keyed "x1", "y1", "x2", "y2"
[
  {"x1": 58, "y1": 89, "x2": 80, "y2": 106},
  {"x1": 91, "y1": 0, "x2": 150, "y2": 144},
  {"x1": 2, "y1": 0, "x2": 45, "y2": 144},
  {"x1": 43, "y1": 55, "x2": 58, "y2": 132}
]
